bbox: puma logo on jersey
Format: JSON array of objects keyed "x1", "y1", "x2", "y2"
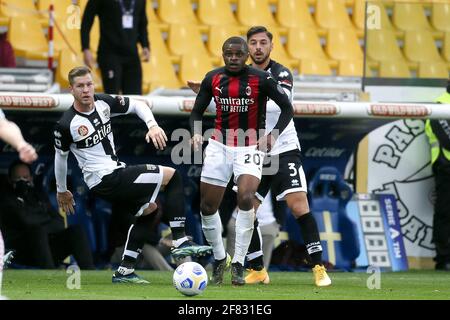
[
  {"x1": 215, "y1": 86, "x2": 223, "y2": 94},
  {"x1": 278, "y1": 71, "x2": 289, "y2": 78}
]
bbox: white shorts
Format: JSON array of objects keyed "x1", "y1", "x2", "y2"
[{"x1": 201, "y1": 139, "x2": 265, "y2": 187}]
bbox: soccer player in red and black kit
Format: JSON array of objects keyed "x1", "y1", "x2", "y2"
[
  {"x1": 244, "y1": 26, "x2": 331, "y2": 287},
  {"x1": 189, "y1": 37, "x2": 294, "y2": 285}
]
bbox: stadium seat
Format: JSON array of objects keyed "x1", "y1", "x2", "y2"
[
  {"x1": 7, "y1": 16, "x2": 48, "y2": 61},
  {"x1": 56, "y1": 48, "x2": 83, "y2": 88},
  {"x1": 0, "y1": 0, "x2": 40, "y2": 19},
  {"x1": 142, "y1": 26, "x2": 182, "y2": 91},
  {"x1": 236, "y1": 0, "x2": 279, "y2": 28},
  {"x1": 145, "y1": 0, "x2": 161, "y2": 24},
  {"x1": 286, "y1": 27, "x2": 327, "y2": 61},
  {"x1": 157, "y1": 0, "x2": 198, "y2": 24},
  {"x1": 443, "y1": 32, "x2": 450, "y2": 62},
  {"x1": 167, "y1": 24, "x2": 211, "y2": 58},
  {"x1": 392, "y1": 3, "x2": 434, "y2": 33},
  {"x1": 270, "y1": 29, "x2": 299, "y2": 72},
  {"x1": 326, "y1": 28, "x2": 363, "y2": 62},
  {"x1": 352, "y1": 0, "x2": 365, "y2": 31},
  {"x1": 431, "y1": 2, "x2": 450, "y2": 33},
  {"x1": 418, "y1": 61, "x2": 449, "y2": 79},
  {"x1": 299, "y1": 58, "x2": 332, "y2": 76},
  {"x1": 366, "y1": 29, "x2": 404, "y2": 62},
  {"x1": 179, "y1": 51, "x2": 215, "y2": 86},
  {"x1": 379, "y1": 60, "x2": 411, "y2": 78},
  {"x1": 315, "y1": 0, "x2": 353, "y2": 30},
  {"x1": 197, "y1": 0, "x2": 238, "y2": 26},
  {"x1": 53, "y1": 18, "x2": 82, "y2": 56},
  {"x1": 308, "y1": 166, "x2": 359, "y2": 270},
  {"x1": 403, "y1": 30, "x2": 443, "y2": 63},
  {"x1": 338, "y1": 59, "x2": 363, "y2": 76},
  {"x1": 276, "y1": 0, "x2": 316, "y2": 29},
  {"x1": 207, "y1": 24, "x2": 243, "y2": 58}
]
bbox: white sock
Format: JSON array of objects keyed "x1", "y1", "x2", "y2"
[
  {"x1": 201, "y1": 211, "x2": 226, "y2": 261},
  {"x1": 232, "y1": 208, "x2": 255, "y2": 265}
]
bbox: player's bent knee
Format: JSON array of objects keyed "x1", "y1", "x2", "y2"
[
  {"x1": 289, "y1": 200, "x2": 310, "y2": 217},
  {"x1": 200, "y1": 201, "x2": 219, "y2": 216},
  {"x1": 237, "y1": 192, "x2": 255, "y2": 211}
]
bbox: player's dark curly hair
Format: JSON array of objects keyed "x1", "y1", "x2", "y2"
[
  {"x1": 246, "y1": 26, "x2": 273, "y2": 41},
  {"x1": 222, "y1": 36, "x2": 248, "y2": 52}
]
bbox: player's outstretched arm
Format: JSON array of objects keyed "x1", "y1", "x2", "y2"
[
  {"x1": 54, "y1": 150, "x2": 75, "y2": 215},
  {"x1": 0, "y1": 118, "x2": 37, "y2": 164}
]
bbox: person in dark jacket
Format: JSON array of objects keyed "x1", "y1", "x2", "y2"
[
  {"x1": 81, "y1": 0, "x2": 150, "y2": 94},
  {"x1": 0, "y1": 160, "x2": 95, "y2": 269}
]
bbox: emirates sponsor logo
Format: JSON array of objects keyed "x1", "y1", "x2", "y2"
[
  {"x1": 293, "y1": 103, "x2": 338, "y2": 115},
  {"x1": 370, "y1": 104, "x2": 429, "y2": 117}
]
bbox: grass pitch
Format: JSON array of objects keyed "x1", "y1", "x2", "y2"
[{"x1": 2, "y1": 269, "x2": 450, "y2": 300}]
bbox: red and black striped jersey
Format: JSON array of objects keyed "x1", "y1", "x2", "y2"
[{"x1": 190, "y1": 65, "x2": 293, "y2": 147}]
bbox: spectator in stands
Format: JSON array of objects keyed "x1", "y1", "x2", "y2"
[
  {"x1": 0, "y1": 160, "x2": 95, "y2": 270},
  {"x1": 0, "y1": 32, "x2": 16, "y2": 68},
  {"x1": 0, "y1": 109, "x2": 36, "y2": 298},
  {"x1": 81, "y1": 0, "x2": 150, "y2": 94},
  {"x1": 425, "y1": 79, "x2": 450, "y2": 271}
]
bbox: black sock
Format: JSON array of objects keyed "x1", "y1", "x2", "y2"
[
  {"x1": 122, "y1": 213, "x2": 157, "y2": 268},
  {"x1": 297, "y1": 212, "x2": 323, "y2": 265},
  {"x1": 163, "y1": 170, "x2": 186, "y2": 240},
  {"x1": 247, "y1": 219, "x2": 264, "y2": 270}
]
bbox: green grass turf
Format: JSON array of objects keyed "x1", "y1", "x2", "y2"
[{"x1": 2, "y1": 269, "x2": 450, "y2": 300}]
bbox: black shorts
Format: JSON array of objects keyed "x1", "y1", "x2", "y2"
[
  {"x1": 256, "y1": 149, "x2": 307, "y2": 202},
  {"x1": 91, "y1": 164, "x2": 163, "y2": 217}
]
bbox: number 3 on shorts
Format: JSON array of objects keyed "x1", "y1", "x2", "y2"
[
  {"x1": 244, "y1": 153, "x2": 261, "y2": 165},
  {"x1": 288, "y1": 162, "x2": 297, "y2": 176}
]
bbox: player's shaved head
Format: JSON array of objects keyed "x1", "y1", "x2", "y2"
[{"x1": 222, "y1": 36, "x2": 248, "y2": 53}]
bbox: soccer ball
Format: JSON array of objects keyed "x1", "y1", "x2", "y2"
[{"x1": 173, "y1": 262, "x2": 208, "y2": 296}]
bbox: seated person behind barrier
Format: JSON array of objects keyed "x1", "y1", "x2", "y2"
[{"x1": 0, "y1": 160, "x2": 95, "y2": 269}]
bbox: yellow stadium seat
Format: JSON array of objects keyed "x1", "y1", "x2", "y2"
[
  {"x1": 392, "y1": 3, "x2": 432, "y2": 32},
  {"x1": 315, "y1": 0, "x2": 353, "y2": 30},
  {"x1": 403, "y1": 30, "x2": 443, "y2": 63},
  {"x1": 418, "y1": 61, "x2": 449, "y2": 79},
  {"x1": 431, "y1": 2, "x2": 450, "y2": 33},
  {"x1": 326, "y1": 28, "x2": 363, "y2": 61},
  {"x1": 179, "y1": 51, "x2": 216, "y2": 86},
  {"x1": 0, "y1": 0, "x2": 39, "y2": 18},
  {"x1": 8, "y1": 16, "x2": 48, "y2": 61},
  {"x1": 236, "y1": 0, "x2": 279, "y2": 28},
  {"x1": 197, "y1": 0, "x2": 238, "y2": 25},
  {"x1": 142, "y1": 52, "x2": 182, "y2": 92},
  {"x1": 207, "y1": 25, "x2": 243, "y2": 58},
  {"x1": 53, "y1": 17, "x2": 82, "y2": 55},
  {"x1": 146, "y1": 1, "x2": 161, "y2": 24},
  {"x1": 157, "y1": 0, "x2": 198, "y2": 24},
  {"x1": 168, "y1": 24, "x2": 210, "y2": 58},
  {"x1": 443, "y1": 32, "x2": 450, "y2": 62},
  {"x1": 286, "y1": 27, "x2": 327, "y2": 61},
  {"x1": 379, "y1": 60, "x2": 411, "y2": 78},
  {"x1": 366, "y1": 29, "x2": 404, "y2": 62},
  {"x1": 270, "y1": 29, "x2": 299, "y2": 71},
  {"x1": 352, "y1": 0, "x2": 366, "y2": 30},
  {"x1": 276, "y1": 0, "x2": 316, "y2": 29},
  {"x1": 338, "y1": 59, "x2": 363, "y2": 76},
  {"x1": 300, "y1": 58, "x2": 332, "y2": 76},
  {"x1": 56, "y1": 48, "x2": 83, "y2": 89}
]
